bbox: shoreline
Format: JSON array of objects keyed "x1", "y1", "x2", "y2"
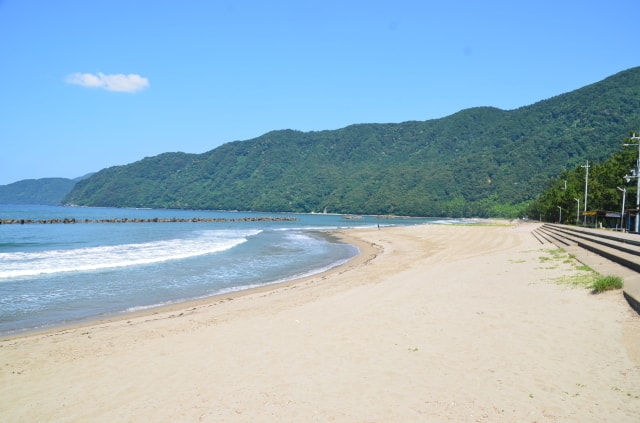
[
  {"x1": 0, "y1": 228, "x2": 379, "y2": 341},
  {"x1": 3, "y1": 222, "x2": 639, "y2": 422}
]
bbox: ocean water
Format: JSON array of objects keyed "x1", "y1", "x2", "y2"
[{"x1": 0, "y1": 205, "x2": 457, "y2": 335}]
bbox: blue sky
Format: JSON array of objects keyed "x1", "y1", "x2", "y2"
[{"x1": 0, "y1": 0, "x2": 638, "y2": 185}]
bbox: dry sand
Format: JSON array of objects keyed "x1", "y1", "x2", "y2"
[{"x1": 1, "y1": 222, "x2": 639, "y2": 422}]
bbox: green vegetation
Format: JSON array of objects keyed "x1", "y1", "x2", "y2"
[
  {"x1": 0, "y1": 174, "x2": 93, "y2": 205},
  {"x1": 538, "y1": 248, "x2": 624, "y2": 292},
  {"x1": 0, "y1": 178, "x2": 76, "y2": 205},
  {"x1": 590, "y1": 275, "x2": 624, "y2": 293},
  {"x1": 554, "y1": 272, "x2": 599, "y2": 288},
  {"x1": 62, "y1": 67, "x2": 640, "y2": 216},
  {"x1": 539, "y1": 248, "x2": 598, "y2": 286},
  {"x1": 526, "y1": 138, "x2": 639, "y2": 223}
]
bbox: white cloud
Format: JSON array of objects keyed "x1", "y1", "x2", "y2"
[{"x1": 65, "y1": 72, "x2": 149, "y2": 93}]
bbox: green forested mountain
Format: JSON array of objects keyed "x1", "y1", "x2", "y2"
[
  {"x1": 526, "y1": 140, "x2": 639, "y2": 223},
  {"x1": 0, "y1": 178, "x2": 77, "y2": 205},
  {"x1": 64, "y1": 67, "x2": 640, "y2": 217}
]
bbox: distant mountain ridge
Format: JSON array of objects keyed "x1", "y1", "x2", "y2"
[
  {"x1": 11, "y1": 67, "x2": 640, "y2": 216},
  {"x1": 0, "y1": 178, "x2": 77, "y2": 205},
  {"x1": 0, "y1": 174, "x2": 93, "y2": 205},
  {"x1": 64, "y1": 67, "x2": 640, "y2": 217}
]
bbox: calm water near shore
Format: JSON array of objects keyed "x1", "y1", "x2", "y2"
[{"x1": 0, "y1": 205, "x2": 465, "y2": 335}]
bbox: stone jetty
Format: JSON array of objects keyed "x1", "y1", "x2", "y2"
[{"x1": 0, "y1": 216, "x2": 298, "y2": 225}]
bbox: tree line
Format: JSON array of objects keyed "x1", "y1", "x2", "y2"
[
  {"x1": 63, "y1": 67, "x2": 640, "y2": 218},
  {"x1": 525, "y1": 134, "x2": 639, "y2": 224}
]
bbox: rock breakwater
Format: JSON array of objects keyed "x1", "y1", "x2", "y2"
[{"x1": 0, "y1": 216, "x2": 298, "y2": 225}]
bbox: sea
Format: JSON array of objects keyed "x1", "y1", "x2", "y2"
[{"x1": 0, "y1": 205, "x2": 465, "y2": 335}]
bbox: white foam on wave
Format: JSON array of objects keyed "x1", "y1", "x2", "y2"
[
  {"x1": 0, "y1": 229, "x2": 262, "y2": 279},
  {"x1": 123, "y1": 238, "x2": 360, "y2": 312},
  {"x1": 215, "y1": 254, "x2": 357, "y2": 295}
]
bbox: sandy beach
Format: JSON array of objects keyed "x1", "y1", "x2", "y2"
[{"x1": 2, "y1": 222, "x2": 639, "y2": 422}]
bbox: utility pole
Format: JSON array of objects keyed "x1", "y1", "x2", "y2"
[
  {"x1": 623, "y1": 133, "x2": 640, "y2": 232},
  {"x1": 557, "y1": 206, "x2": 562, "y2": 223},
  {"x1": 574, "y1": 198, "x2": 580, "y2": 225},
  {"x1": 581, "y1": 160, "x2": 590, "y2": 225},
  {"x1": 617, "y1": 187, "x2": 626, "y2": 232}
]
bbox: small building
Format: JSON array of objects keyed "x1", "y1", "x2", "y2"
[
  {"x1": 623, "y1": 206, "x2": 639, "y2": 233},
  {"x1": 581, "y1": 210, "x2": 623, "y2": 229}
]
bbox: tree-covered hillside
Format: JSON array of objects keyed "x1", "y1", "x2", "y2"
[
  {"x1": 526, "y1": 136, "x2": 639, "y2": 223},
  {"x1": 65, "y1": 67, "x2": 640, "y2": 217},
  {"x1": 0, "y1": 178, "x2": 76, "y2": 205}
]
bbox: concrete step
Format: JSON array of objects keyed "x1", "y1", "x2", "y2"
[
  {"x1": 542, "y1": 225, "x2": 640, "y2": 272},
  {"x1": 545, "y1": 224, "x2": 640, "y2": 257},
  {"x1": 540, "y1": 223, "x2": 640, "y2": 315}
]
